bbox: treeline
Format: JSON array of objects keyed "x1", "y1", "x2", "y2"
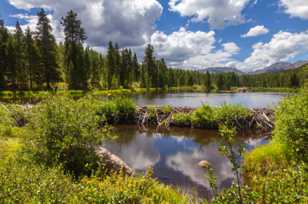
[
  {"x1": 239, "y1": 65, "x2": 308, "y2": 88},
  {"x1": 0, "y1": 9, "x2": 211, "y2": 91},
  {"x1": 1, "y1": 9, "x2": 307, "y2": 92}
]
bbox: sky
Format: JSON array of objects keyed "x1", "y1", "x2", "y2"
[{"x1": 1, "y1": 0, "x2": 308, "y2": 72}]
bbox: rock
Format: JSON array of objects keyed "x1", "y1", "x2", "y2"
[
  {"x1": 198, "y1": 160, "x2": 210, "y2": 169},
  {"x1": 96, "y1": 147, "x2": 134, "y2": 175}
]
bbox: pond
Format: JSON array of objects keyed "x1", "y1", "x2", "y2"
[
  {"x1": 133, "y1": 92, "x2": 288, "y2": 108},
  {"x1": 102, "y1": 125, "x2": 268, "y2": 198}
]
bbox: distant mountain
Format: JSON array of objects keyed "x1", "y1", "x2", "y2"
[
  {"x1": 251, "y1": 61, "x2": 308, "y2": 74},
  {"x1": 200, "y1": 67, "x2": 243, "y2": 74}
]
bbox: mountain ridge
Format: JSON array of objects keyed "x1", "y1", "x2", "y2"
[{"x1": 199, "y1": 60, "x2": 308, "y2": 74}]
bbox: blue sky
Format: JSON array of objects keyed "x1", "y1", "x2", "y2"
[{"x1": 1, "y1": 0, "x2": 308, "y2": 71}]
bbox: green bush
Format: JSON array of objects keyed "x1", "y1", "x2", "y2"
[
  {"x1": 96, "y1": 98, "x2": 136, "y2": 124},
  {"x1": 244, "y1": 142, "x2": 287, "y2": 179},
  {"x1": 0, "y1": 104, "x2": 14, "y2": 126},
  {"x1": 191, "y1": 104, "x2": 216, "y2": 128},
  {"x1": 113, "y1": 98, "x2": 136, "y2": 122},
  {"x1": 172, "y1": 112, "x2": 191, "y2": 127},
  {"x1": 273, "y1": 92, "x2": 308, "y2": 162},
  {"x1": 214, "y1": 105, "x2": 251, "y2": 127},
  {"x1": 29, "y1": 96, "x2": 105, "y2": 177},
  {"x1": 250, "y1": 163, "x2": 307, "y2": 204},
  {"x1": 76, "y1": 173, "x2": 191, "y2": 204},
  {"x1": 0, "y1": 159, "x2": 79, "y2": 204},
  {"x1": 6, "y1": 104, "x2": 29, "y2": 127},
  {"x1": 173, "y1": 104, "x2": 251, "y2": 129},
  {"x1": 0, "y1": 104, "x2": 16, "y2": 137},
  {"x1": 212, "y1": 185, "x2": 259, "y2": 204},
  {"x1": 0, "y1": 158, "x2": 191, "y2": 204}
]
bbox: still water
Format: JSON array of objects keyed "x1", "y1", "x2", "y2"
[
  {"x1": 133, "y1": 92, "x2": 288, "y2": 108},
  {"x1": 103, "y1": 126, "x2": 267, "y2": 198}
]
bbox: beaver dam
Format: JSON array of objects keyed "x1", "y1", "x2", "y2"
[{"x1": 136, "y1": 106, "x2": 274, "y2": 132}]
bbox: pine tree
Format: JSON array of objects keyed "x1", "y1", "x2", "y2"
[
  {"x1": 216, "y1": 74, "x2": 224, "y2": 91},
  {"x1": 157, "y1": 58, "x2": 168, "y2": 89},
  {"x1": 143, "y1": 44, "x2": 156, "y2": 88},
  {"x1": 0, "y1": 20, "x2": 9, "y2": 89},
  {"x1": 36, "y1": 9, "x2": 60, "y2": 90},
  {"x1": 205, "y1": 71, "x2": 212, "y2": 92},
  {"x1": 61, "y1": 10, "x2": 88, "y2": 90},
  {"x1": 14, "y1": 21, "x2": 28, "y2": 89},
  {"x1": 132, "y1": 53, "x2": 139, "y2": 82},
  {"x1": 290, "y1": 73, "x2": 300, "y2": 88},
  {"x1": 25, "y1": 27, "x2": 42, "y2": 89},
  {"x1": 106, "y1": 41, "x2": 115, "y2": 89}
]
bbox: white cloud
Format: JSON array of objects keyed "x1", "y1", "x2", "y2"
[
  {"x1": 241, "y1": 25, "x2": 269, "y2": 38},
  {"x1": 168, "y1": 0, "x2": 252, "y2": 28},
  {"x1": 223, "y1": 42, "x2": 240, "y2": 54},
  {"x1": 281, "y1": 0, "x2": 308, "y2": 19},
  {"x1": 239, "y1": 30, "x2": 308, "y2": 70},
  {"x1": 150, "y1": 27, "x2": 240, "y2": 68},
  {"x1": 8, "y1": 13, "x2": 64, "y2": 42},
  {"x1": 8, "y1": 0, "x2": 163, "y2": 47}
]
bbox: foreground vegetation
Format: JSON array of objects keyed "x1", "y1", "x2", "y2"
[
  {"x1": 242, "y1": 90, "x2": 308, "y2": 203},
  {"x1": 0, "y1": 97, "x2": 191, "y2": 203},
  {"x1": 0, "y1": 90, "x2": 307, "y2": 203}
]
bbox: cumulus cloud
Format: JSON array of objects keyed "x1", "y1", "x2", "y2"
[
  {"x1": 8, "y1": 13, "x2": 64, "y2": 42},
  {"x1": 150, "y1": 27, "x2": 240, "y2": 68},
  {"x1": 280, "y1": 0, "x2": 308, "y2": 19},
  {"x1": 223, "y1": 42, "x2": 240, "y2": 54},
  {"x1": 8, "y1": 0, "x2": 163, "y2": 47},
  {"x1": 168, "y1": 0, "x2": 252, "y2": 28},
  {"x1": 239, "y1": 30, "x2": 308, "y2": 70},
  {"x1": 241, "y1": 25, "x2": 269, "y2": 38}
]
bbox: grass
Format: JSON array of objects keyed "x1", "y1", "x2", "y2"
[
  {"x1": 249, "y1": 87, "x2": 299, "y2": 93},
  {"x1": 241, "y1": 90, "x2": 308, "y2": 203},
  {"x1": 243, "y1": 142, "x2": 287, "y2": 180},
  {"x1": 172, "y1": 104, "x2": 251, "y2": 130}
]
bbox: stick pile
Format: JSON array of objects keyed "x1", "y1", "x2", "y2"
[{"x1": 136, "y1": 106, "x2": 275, "y2": 132}]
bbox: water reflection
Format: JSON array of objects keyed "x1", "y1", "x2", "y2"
[
  {"x1": 133, "y1": 92, "x2": 287, "y2": 108},
  {"x1": 102, "y1": 126, "x2": 267, "y2": 198}
]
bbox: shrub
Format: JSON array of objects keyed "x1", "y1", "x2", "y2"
[
  {"x1": 146, "y1": 105, "x2": 158, "y2": 122},
  {"x1": 249, "y1": 163, "x2": 307, "y2": 204},
  {"x1": 0, "y1": 159, "x2": 79, "y2": 204},
  {"x1": 76, "y1": 173, "x2": 191, "y2": 204},
  {"x1": 191, "y1": 104, "x2": 216, "y2": 128},
  {"x1": 214, "y1": 105, "x2": 251, "y2": 127},
  {"x1": 172, "y1": 112, "x2": 191, "y2": 127},
  {"x1": 6, "y1": 104, "x2": 29, "y2": 126},
  {"x1": 113, "y1": 98, "x2": 136, "y2": 123},
  {"x1": 212, "y1": 185, "x2": 259, "y2": 204},
  {"x1": 0, "y1": 104, "x2": 16, "y2": 137},
  {"x1": 244, "y1": 142, "x2": 287, "y2": 180},
  {"x1": 0, "y1": 104, "x2": 14, "y2": 126},
  {"x1": 96, "y1": 98, "x2": 136, "y2": 124},
  {"x1": 29, "y1": 96, "x2": 105, "y2": 177},
  {"x1": 273, "y1": 92, "x2": 308, "y2": 162},
  {"x1": 161, "y1": 105, "x2": 173, "y2": 114}
]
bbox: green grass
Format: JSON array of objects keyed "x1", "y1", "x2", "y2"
[
  {"x1": 249, "y1": 87, "x2": 299, "y2": 93},
  {"x1": 172, "y1": 104, "x2": 251, "y2": 130},
  {"x1": 241, "y1": 90, "x2": 308, "y2": 204}
]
